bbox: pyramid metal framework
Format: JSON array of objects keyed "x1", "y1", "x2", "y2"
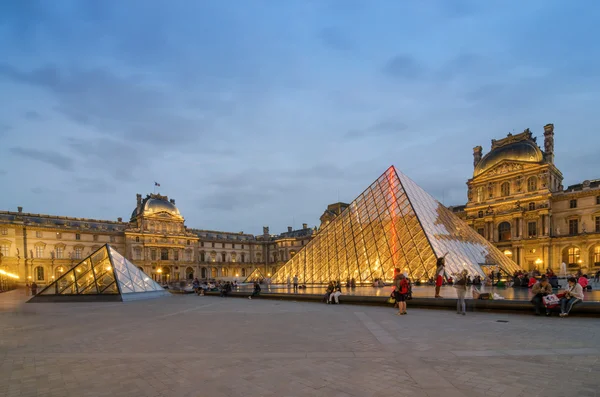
[
  {"x1": 30, "y1": 244, "x2": 169, "y2": 302},
  {"x1": 243, "y1": 268, "x2": 266, "y2": 283},
  {"x1": 271, "y1": 166, "x2": 520, "y2": 285}
]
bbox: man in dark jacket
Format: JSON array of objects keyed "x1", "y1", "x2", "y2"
[{"x1": 531, "y1": 276, "x2": 553, "y2": 316}]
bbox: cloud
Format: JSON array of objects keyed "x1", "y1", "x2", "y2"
[
  {"x1": 10, "y1": 147, "x2": 74, "y2": 171},
  {"x1": 24, "y1": 110, "x2": 44, "y2": 121},
  {"x1": 318, "y1": 27, "x2": 354, "y2": 51},
  {"x1": 345, "y1": 120, "x2": 408, "y2": 139},
  {"x1": 382, "y1": 55, "x2": 422, "y2": 79},
  {"x1": 73, "y1": 177, "x2": 117, "y2": 194}
]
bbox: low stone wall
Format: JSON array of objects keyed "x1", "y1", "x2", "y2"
[{"x1": 204, "y1": 291, "x2": 600, "y2": 315}]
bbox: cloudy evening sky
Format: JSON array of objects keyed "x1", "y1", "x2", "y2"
[{"x1": 1, "y1": 0, "x2": 599, "y2": 235}]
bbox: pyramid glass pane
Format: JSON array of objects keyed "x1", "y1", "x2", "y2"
[
  {"x1": 243, "y1": 268, "x2": 265, "y2": 283},
  {"x1": 271, "y1": 166, "x2": 521, "y2": 285},
  {"x1": 107, "y1": 246, "x2": 165, "y2": 294}
]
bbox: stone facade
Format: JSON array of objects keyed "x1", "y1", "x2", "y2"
[
  {"x1": 461, "y1": 124, "x2": 600, "y2": 273},
  {"x1": 0, "y1": 194, "x2": 314, "y2": 286}
]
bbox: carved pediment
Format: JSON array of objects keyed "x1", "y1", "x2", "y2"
[{"x1": 486, "y1": 162, "x2": 524, "y2": 177}]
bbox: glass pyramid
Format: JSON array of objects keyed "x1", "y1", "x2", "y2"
[
  {"x1": 271, "y1": 166, "x2": 520, "y2": 285},
  {"x1": 31, "y1": 244, "x2": 169, "y2": 302},
  {"x1": 243, "y1": 268, "x2": 266, "y2": 283}
]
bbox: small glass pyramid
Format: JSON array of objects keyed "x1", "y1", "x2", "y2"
[
  {"x1": 271, "y1": 166, "x2": 521, "y2": 285},
  {"x1": 31, "y1": 244, "x2": 169, "y2": 302},
  {"x1": 243, "y1": 268, "x2": 266, "y2": 283}
]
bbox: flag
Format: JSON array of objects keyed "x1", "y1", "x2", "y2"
[{"x1": 154, "y1": 182, "x2": 160, "y2": 187}]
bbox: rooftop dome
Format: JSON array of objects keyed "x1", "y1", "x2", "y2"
[
  {"x1": 474, "y1": 136, "x2": 544, "y2": 177},
  {"x1": 131, "y1": 195, "x2": 182, "y2": 220}
]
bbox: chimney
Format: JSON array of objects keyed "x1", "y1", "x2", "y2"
[
  {"x1": 287, "y1": 226, "x2": 292, "y2": 232},
  {"x1": 170, "y1": 199, "x2": 175, "y2": 204},
  {"x1": 136, "y1": 194, "x2": 142, "y2": 216},
  {"x1": 117, "y1": 217, "x2": 122, "y2": 222},
  {"x1": 17, "y1": 206, "x2": 23, "y2": 213},
  {"x1": 544, "y1": 123, "x2": 555, "y2": 164},
  {"x1": 473, "y1": 146, "x2": 483, "y2": 168},
  {"x1": 263, "y1": 226, "x2": 269, "y2": 235},
  {"x1": 302, "y1": 223, "x2": 308, "y2": 229}
]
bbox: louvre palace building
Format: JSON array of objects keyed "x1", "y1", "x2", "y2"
[
  {"x1": 0, "y1": 193, "x2": 314, "y2": 286},
  {"x1": 453, "y1": 124, "x2": 600, "y2": 274}
]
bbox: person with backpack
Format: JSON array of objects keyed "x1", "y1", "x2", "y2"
[{"x1": 395, "y1": 274, "x2": 410, "y2": 315}]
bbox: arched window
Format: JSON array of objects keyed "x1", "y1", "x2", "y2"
[
  {"x1": 241, "y1": 268, "x2": 247, "y2": 277},
  {"x1": 211, "y1": 268, "x2": 217, "y2": 278},
  {"x1": 478, "y1": 211, "x2": 483, "y2": 218},
  {"x1": 221, "y1": 267, "x2": 228, "y2": 277},
  {"x1": 186, "y1": 267, "x2": 194, "y2": 280},
  {"x1": 527, "y1": 177, "x2": 537, "y2": 192},
  {"x1": 498, "y1": 222, "x2": 511, "y2": 241},
  {"x1": 135, "y1": 236, "x2": 140, "y2": 243},
  {"x1": 592, "y1": 246, "x2": 600, "y2": 267},
  {"x1": 160, "y1": 248, "x2": 169, "y2": 261},
  {"x1": 562, "y1": 247, "x2": 581, "y2": 267},
  {"x1": 501, "y1": 182, "x2": 510, "y2": 197},
  {"x1": 201, "y1": 267, "x2": 207, "y2": 278},
  {"x1": 35, "y1": 266, "x2": 44, "y2": 281}
]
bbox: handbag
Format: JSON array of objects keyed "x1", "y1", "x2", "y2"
[
  {"x1": 543, "y1": 294, "x2": 560, "y2": 309},
  {"x1": 387, "y1": 296, "x2": 396, "y2": 304}
]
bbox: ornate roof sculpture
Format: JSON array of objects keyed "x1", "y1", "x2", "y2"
[
  {"x1": 130, "y1": 193, "x2": 183, "y2": 221},
  {"x1": 473, "y1": 129, "x2": 544, "y2": 177},
  {"x1": 271, "y1": 166, "x2": 520, "y2": 284},
  {"x1": 30, "y1": 244, "x2": 169, "y2": 302}
]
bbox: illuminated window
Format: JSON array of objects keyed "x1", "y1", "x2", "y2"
[
  {"x1": 35, "y1": 246, "x2": 44, "y2": 258},
  {"x1": 527, "y1": 177, "x2": 537, "y2": 192},
  {"x1": 596, "y1": 216, "x2": 600, "y2": 233},
  {"x1": 35, "y1": 266, "x2": 44, "y2": 281},
  {"x1": 0, "y1": 228, "x2": 7, "y2": 235},
  {"x1": 0, "y1": 244, "x2": 9, "y2": 257},
  {"x1": 527, "y1": 222, "x2": 537, "y2": 238},
  {"x1": 222, "y1": 267, "x2": 228, "y2": 277},
  {"x1": 211, "y1": 268, "x2": 217, "y2": 278},
  {"x1": 567, "y1": 247, "x2": 580, "y2": 266},
  {"x1": 500, "y1": 182, "x2": 510, "y2": 197},
  {"x1": 55, "y1": 246, "x2": 64, "y2": 259},
  {"x1": 594, "y1": 246, "x2": 600, "y2": 266}
]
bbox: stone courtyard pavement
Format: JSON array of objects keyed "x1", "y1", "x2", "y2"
[{"x1": 1, "y1": 289, "x2": 599, "y2": 397}]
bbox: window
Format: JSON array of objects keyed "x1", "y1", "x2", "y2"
[
  {"x1": 477, "y1": 228, "x2": 485, "y2": 237},
  {"x1": 527, "y1": 222, "x2": 537, "y2": 238},
  {"x1": 527, "y1": 177, "x2": 537, "y2": 192},
  {"x1": 241, "y1": 244, "x2": 244, "y2": 249},
  {"x1": 477, "y1": 211, "x2": 483, "y2": 218},
  {"x1": 185, "y1": 250, "x2": 192, "y2": 261},
  {"x1": 567, "y1": 247, "x2": 580, "y2": 266},
  {"x1": 241, "y1": 268, "x2": 247, "y2": 277},
  {"x1": 56, "y1": 232, "x2": 62, "y2": 239},
  {"x1": 498, "y1": 222, "x2": 511, "y2": 241},
  {"x1": 0, "y1": 244, "x2": 9, "y2": 257},
  {"x1": 150, "y1": 249, "x2": 157, "y2": 261},
  {"x1": 211, "y1": 242, "x2": 215, "y2": 248},
  {"x1": 222, "y1": 243, "x2": 225, "y2": 248},
  {"x1": 55, "y1": 246, "x2": 64, "y2": 259},
  {"x1": 75, "y1": 233, "x2": 81, "y2": 240},
  {"x1": 569, "y1": 219, "x2": 579, "y2": 235},
  {"x1": 35, "y1": 266, "x2": 44, "y2": 281},
  {"x1": 597, "y1": 196, "x2": 600, "y2": 205},
  {"x1": 201, "y1": 267, "x2": 207, "y2": 278},
  {"x1": 75, "y1": 247, "x2": 82, "y2": 259},
  {"x1": 500, "y1": 182, "x2": 510, "y2": 197},
  {"x1": 36, "y1": 231, "x2": 42, "y2": 238},
  {"x1": 93, "y1": 235, "x2": 98, "y2": 242},
  {"x1": 160, "y1": 248, "x2": 169, "y2": 260},
  {"x1": 0, "y1": 227, "x2": 7, "y2": 235},
  {"x1": 211, "y1": 268, "x2": 217, "y2": 278},
  {"x1": 134, "y1": 248, "x2": 142, "y2": 260},
  {"x1": 222, "y1": 268, "x2": 228, "y2": 277},
  {"x1": 135, "y1": 236, "x2": 140, "y2": 242},
  {"x1": 174, "y1": 250, "x2": 179, "y2": 261},
  {"x1": 35, "y1": 246, "x2": 44, "y2": 258},
  {"x1": 200, "y1": 252, "x2": 205, "y2": 262},
  {"x1": 476, "y1": 187, "x2": 483, "y2": 203},
  {"x1": 594, "y1": 246, "x2": 600, "y2": 266},
  {"x1": 221, "y1": 253, "x2": 226, "y2": 262},
  {"x1": 596, "y1": 216, "x2": 600, "y2": 233},
  {"x1": 569, "y1": 199, "x2": 577, "y2": 209},
  {"x1": 201, "y1": 242, "x2": 205, "y2": 247},
  {"x1": 528, "y1": 202, "x2": 536, "y2": 211},
  {"x1": 110, "y1": 236, "x2": 115, "y2": 243},
  {"x1": 241, "y1": 254, "x2": 245, "y2": 263}
]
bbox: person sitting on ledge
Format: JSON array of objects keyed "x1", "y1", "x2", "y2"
[
  {"x1": 559, "y1": 277, "x2": 584, "y2": 317},
  {"x1": 530, "y1": 275, "x2": 552, "y2": 316},
  {"x1": 578, "y1": 274, "x2": 591, "y2": 291},
  {"x1": 528, "y1": 274, "x2": 537, "y2": 288},
  {"x1": 324, "y1": 282, "x2": 334, "y2": 303},
  {"x1": 329, "y1": 284, "x2": 342, "y2": 304},
  {"x1": 248, "y1": 281, "x2": 261, "y2": 299}
]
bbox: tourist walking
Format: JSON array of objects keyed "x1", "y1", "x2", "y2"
[
  {"x1": 395, "y1": 274, "x2": 409, "y2": 315},
  {"x1": 30, "y1": 282, "x2": 38, "y2": 296},
  {"x1": 434, "y1": 256, "x2": 446, "y2": 298},
  {"x1": 293, "y1": 275, "x2": 299, "y2": 293},
  {"x1": 559, "y1": 277, "x2": 584, "y2": 317},
  {"x1": 454, "y1": 269, "x2": 468, "y2": 315}
]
